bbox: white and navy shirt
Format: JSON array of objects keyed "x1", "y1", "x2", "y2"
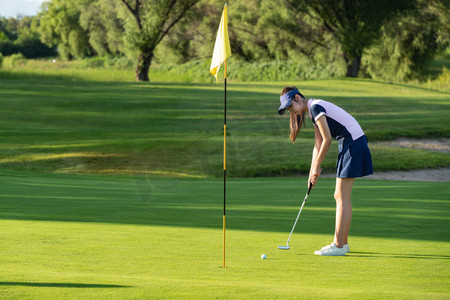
[{"x1": 308, "y1": 99, "x2": 364, "y2": 141}]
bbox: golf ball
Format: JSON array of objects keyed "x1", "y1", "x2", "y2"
[{"x1": 261, "y1": 254, "x2": 267, "y2": 259}]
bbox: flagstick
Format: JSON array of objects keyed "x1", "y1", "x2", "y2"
[
  {"x1": 223, "y1": 59, "x2": 227, "y2": 269},
  {"x1": 210, "y1": 2, "x2": 230, "y2": 269}
]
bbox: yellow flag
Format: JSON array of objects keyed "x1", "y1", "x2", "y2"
[{"x1": 210, "y1": 4, "x2": 231, "y2": 81}]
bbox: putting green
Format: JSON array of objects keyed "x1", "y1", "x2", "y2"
[{"x1": 0, "y1": 173, "x2": 448, "y2": 298}]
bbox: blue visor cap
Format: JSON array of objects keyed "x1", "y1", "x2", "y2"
[{"x1": 278, "y1": 89, "x2": 300, "y2": 115}]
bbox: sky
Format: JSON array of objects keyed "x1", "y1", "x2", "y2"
[{"x1": 0, "y1": 0, "x2": 49, "y2": 18}]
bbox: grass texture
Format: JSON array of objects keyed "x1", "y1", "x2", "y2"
[
  {"x1": 0, "y1": 68, "x2": 448, "y2": 298},
  {"x1": 0, "y1": 173, "x2": 448, "y2": 299},
  {"x1": 0, "y1": 73, "x2": 449, "y2": 177}
]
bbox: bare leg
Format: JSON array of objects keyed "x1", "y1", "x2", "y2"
[{"x1": 333, "y1": 178, "x2": 355, "y2": 248}]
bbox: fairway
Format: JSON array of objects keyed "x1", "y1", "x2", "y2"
[{"x1": 0, "y1": 173, "x2": 448, "y2": 299}]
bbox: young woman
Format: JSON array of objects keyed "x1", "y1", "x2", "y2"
[{"x1": 278, "y1": 86, "x2": 373, "y2": 256}]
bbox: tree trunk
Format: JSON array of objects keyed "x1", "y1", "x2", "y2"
[
  {"x1": 135, "y1": 50, "x2": 153, "y2": 82},
  {"x1": 345, "y1": 55, "x2": 362, "y2": 77}
]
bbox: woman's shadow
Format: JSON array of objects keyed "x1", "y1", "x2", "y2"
[
  {"x1": 0, "y1": 282, "x2": 130, "y2": 288},
  {"x1": 348, "y1": 252, "x2": 450, "y2": 260}
]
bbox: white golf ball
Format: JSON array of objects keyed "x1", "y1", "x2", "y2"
[{"x1": 261, "y1": 254, "x2": 267, "y2": 259}]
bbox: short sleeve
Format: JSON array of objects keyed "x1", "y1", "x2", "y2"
[{"x1": 310, "y1": 104, "x2": 326, "y2": 121}]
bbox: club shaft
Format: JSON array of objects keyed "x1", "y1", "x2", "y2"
[{"x1": 286, "y1": 192, "x2": 309, "y2": 244}]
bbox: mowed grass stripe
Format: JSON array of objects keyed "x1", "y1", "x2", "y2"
[{"x1": 0, "y1": 77, "x2": 449, "y2": 176}]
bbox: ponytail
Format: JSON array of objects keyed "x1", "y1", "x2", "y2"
[
  {"x1": 281, "y1": 86, "x2": 306, "y2": 143},
  {"x1": 289, "y1": 109, "x2": 305, "y2": 143}
]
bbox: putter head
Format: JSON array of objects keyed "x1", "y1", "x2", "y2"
[{"x1": 278, "y1": 245, "x2": 290, "y2": 250}]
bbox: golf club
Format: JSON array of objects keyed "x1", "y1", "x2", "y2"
[{"x1": 278, "y1": 182, "x2": 312, "y2": 250}]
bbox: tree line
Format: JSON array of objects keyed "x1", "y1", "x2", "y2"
[
  {"x1": 0, "y1": 0, "x2": 448, "y2": 82},
  {"x1": 0, "y1": 16, "x2": 55, "y2": 58}
]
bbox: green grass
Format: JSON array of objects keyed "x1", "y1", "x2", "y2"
[
  {"x1": 0, "y1": 72, "x2": 449, "y2": 177},
  {"x1": 0, "y1": 67, "x2": 448, "y2": 298},
  {"x1": 0, "y1": 57, "x2": 136, "y2": 82},
  {"x1": 0, "y1": 173, "x2": 448, "y2": 298}
]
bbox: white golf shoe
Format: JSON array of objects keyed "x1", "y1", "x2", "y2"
[
  {"x1": 321, "y1": 242, "x2": 350, "y2": 253},
  {"x1": 314, "y1": 243, "x2": 346, "y2": 256}
]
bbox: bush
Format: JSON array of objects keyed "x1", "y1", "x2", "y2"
[
  {"x1": 228, "y1": 59, "x2": 345, "y2": 81},
  {"x1": 81, "y1": 56, "x2": 135, "y2": 69},
  {"x1": 15, "y1": 37, "x2": 56, "y2": 58},
  {"x1": 0, "y1": 38, "x2": 55, "y2": 59},
  {"x1": 424, "y1": 67, "x2": 450, "y2": 92},
  {"x1": 110, "y1": 56, "x2": 135, "y2": 69},
  {"x1": 149, "y1": 58, "x2": 345, "y2": 83},
  {"x1": 82, "y1": 56, "x2": 107, "y2": 68},
  {"x1": 0, "y1": 40, "x2": 18, "y2": 56},
  {"x1": 0, "y1": 53, "x2": 3, "y2": 69},
  {"x1": 2, "y1": 53, "x2": 26, "y2": 69}
]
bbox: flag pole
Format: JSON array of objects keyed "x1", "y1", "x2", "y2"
[
  {"x1": 223, "y1": 58, "x2": 227, "y2": 268},
  {"x1": 208, "y1": 2, "x2": 230, "y2": 268}
]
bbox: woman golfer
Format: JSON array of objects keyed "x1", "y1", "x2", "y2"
[{"x1": 278, "y1": 86, "x2": 373, "y2": 256}]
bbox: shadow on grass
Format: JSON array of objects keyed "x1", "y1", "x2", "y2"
[
  {"x1": 0, "y1": 282, "x2": 130, "y2": 288},
  {"x1": 349, "y1": 252, "x2": 450, "y2": 260}
]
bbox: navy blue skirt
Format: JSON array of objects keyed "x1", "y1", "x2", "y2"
[{"x1": 336, "y1": 135, "x2": 373, "y2": 178}]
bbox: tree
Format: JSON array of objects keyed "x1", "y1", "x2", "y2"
[
  {"x1": 149, "y1": 0, "x2": 256, "y2": 65},
  {"x1": 363, "y1": 0, "x2": 450, "y2": 81},
  {"x1": 0, "y1": 16, "x2": 55, "y2": 58},
  {"x1": 230, "y1": 0, "x2": 276, "y2": 61},
  {"x1": 0, "y1": 17, "x2": 19, "y2": 41},
  {"x1": 15, "y1": 17, "x2": 56, "y2": 58},
  {"x1": 284, "y1": 0, "x2": 415, "y2": 77},
  {"x1": 119, "y1": 0, "x2": 200, "y2": 82},
  {"x1": 256, "y1": 0, "x2": 338, "y2": 61},
  {"x1": 39, "y1": 0, "x2": 91, "y2": 60},
  {"x1": 78, "y1": 0, "x2": 126, "y2": 56}
]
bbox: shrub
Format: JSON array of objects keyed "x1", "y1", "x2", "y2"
[
  {"x1": 81, "y1": 56, "x2": 135, "y2": 69},
  {"x1": 110, "y1": 56, "x2": 135, "y2": 69},
  {"x1": 82, "y1": 56, "x2": 107, "y2": 68},
  {"x1": 2, "y1": 53, "x2": 26, "y2": 69},
  {"x1": 424, "y1": 67, "x2": 450, "y2": 92},
  {"x1": 149, "y1": 58, "x2": 345, "y2": 83}
]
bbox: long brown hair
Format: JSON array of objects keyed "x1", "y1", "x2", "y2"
[{"x1": 281, "y1": 86, "x2": 306, "y2": 143}]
